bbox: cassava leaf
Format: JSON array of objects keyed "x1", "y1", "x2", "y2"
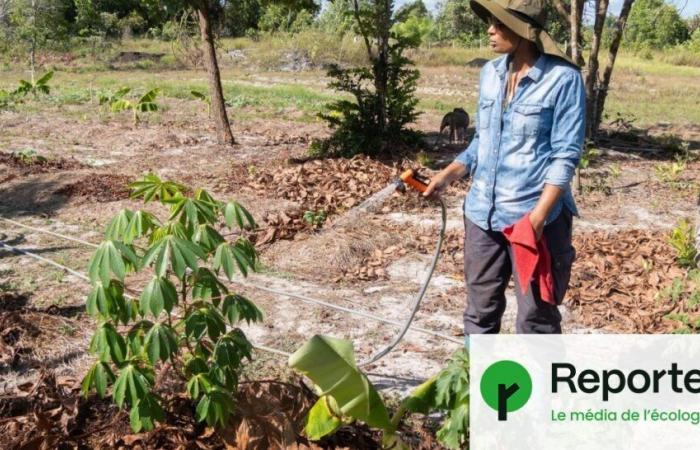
[
  {"x1": 144, "y1": 323, "x2": 178, "y2": 364},
  {"x1": 139, "y1": 276, "x2": 178, "y2": 317},
  {"x1": 129, "y1": 173, "x2": 186, "y2": 202},
  {"x1": 112, "y1": 363, "x2": 154, "y2": 409},
  {"x1": 224, "y1": 201, "x2": 256, "y2": 230},
  {"x1": 141, "y1": 235, "x2": 204, "y2": 278},
  {"x1": 81, "y1": 361, "x2": 116, "y2": 399},
  {"x1": 221, "y1": 294, "x2": 263, "y2": 324}
]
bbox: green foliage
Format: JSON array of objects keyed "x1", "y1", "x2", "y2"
[
  {"x1": 669, "y1": 218, "x2": 698, "y2": 268},
  {"x1": 191, "y1": 89, "x2": 211, "y2": 116},
  {"x1": 100, "y1": 87, "x2": 160, "y2": 124},
  {"x1": 14, "y1": 71, "x2": 54, "y2": 97},
  {"x1": 393, "y1": 15, "x2": 434, "y2": 47},
  {"x1": 663, "y1": 270, "x2": 700, "y2": 333},
  {"x1": 316, "y1": 0, "x2": 356, "y2": 35},
  {"x1": 222, "y1": 0, "x2": 263, "y2": 37},
  {"x1": 7, "y1": 0, "x2": 70, "y2": 57},
  {"x1": 288, "y1": 335, "x2": 393, "y2": 439},
  {"x1": 429, "y1": 349, "x2": 470, "y2": 448},
  {"x1": 11, "y1": 149, "x2": 47, "y2": 165},
  {"x1": 625, "y1": 0, "x2": 690, "y2": 49},
  {"x1": 315, "y1": 0, "x2": 421, "y2": 157},
  {"x1": 578, "y1": 145, "x2": 600, "y2": 170},
  {"x1": 289, "y1": 335, "x2": 470, "y2": 449},
  {"x1": 302, "y1": 209, "x2": 327, "y2": 228},
  {"x1": 81, "y1": 173, "x2": 263, "y2": 432},
  {"x1": 432, "y1": 0, "x2": 486, "y2": 46},
  {"x1": 655, "y1": 159, "x2": 686, "y2": 183},
  {"x1": 258, "y1": 0, "x2": 319, "y2": 33},
  {"x1": 0, "y1": 89, "x2": 22, "y2": 110}
]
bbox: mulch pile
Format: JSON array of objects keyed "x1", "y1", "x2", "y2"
[
  {"x1": 1, "y1": 371, "x2": 441, "y2": 449},
  {"x1": 0, "y1": 152, "x2": 84, "y2": 176},
  {"x1": 337, "y1": 224, "x2": 693, "y2": 334},
  {"x1": 249, "y1": 156, "x2": 405, "y2": 245},
  {"x1": 55, "y1": 174, "x2": 132, "y2": 203},
  {"x1": 567, "y1": 229, "x2": 690, "y2": 333}
]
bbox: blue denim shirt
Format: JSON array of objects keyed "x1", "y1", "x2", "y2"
[{"x1": 454, "y1": 54, "x2": 585, "y2": 231}]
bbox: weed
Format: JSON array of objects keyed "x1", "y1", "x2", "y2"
[
  {"x1": 416, "y1": 150, "x2": 435, "y2": 168},
  {"x1": 655, "y1": 160, "x2": 686, "y2": 183},
  {"x1": 12, "y1": 149, "x2": 47, "y2": 165},
  {"x1": 668, "y1": 218, "x2": 698, "y2": 268},
  {"x1": 608, "y1": 163, "x2": 622, "y2": 180},
  {"x1": 303, "y1": 209, "x2": 327, "y2": 228},
  {"x1": 662, "y1": 270, "x2": 700, "y2": 332}
]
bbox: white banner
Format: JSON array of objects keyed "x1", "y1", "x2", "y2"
[{"x1": 470, "y1": 335, "x2": 700, "y2": 450}]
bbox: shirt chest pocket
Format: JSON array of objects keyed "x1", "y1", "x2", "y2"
[
  {"x1": 478, "y1": 99, "x2": 495, "y2": 130},
  {"x1": 511, "y1": 103, "x2": 553, "y2": 137}
]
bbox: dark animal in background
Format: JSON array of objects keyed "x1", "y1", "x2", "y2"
[{"x1": 440, "y1": 108, "x2": 470, "y2": 144}]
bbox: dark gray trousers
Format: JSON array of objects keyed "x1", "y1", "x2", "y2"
[{"x1": 463, "y1": 209, "x2": 575, "y2": 335}]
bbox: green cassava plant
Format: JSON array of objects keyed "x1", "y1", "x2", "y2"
[
  {"x1": 14, "y1": 70, "x2": 53, "y2": 97},
  {"x1": 81, "y1": 173, "x2": 264, "y2": 432},
  {"x1": 289, "y1": 335, "x2": 469, "y2": 449},
  {"x1": 99, "y1": 87, "x2": 160, "y2": 124}
]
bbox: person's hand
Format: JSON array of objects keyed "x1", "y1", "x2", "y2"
[
  {"x1": 423, "y1": 173, "x2": 448, "y2": 198},
  {"x1": 529, "y1": 211, "x2": 546, "y2": 241}
]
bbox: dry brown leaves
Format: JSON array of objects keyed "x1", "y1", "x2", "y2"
[
  {"x1": 567, "y1": 229, "x2": 687, "y2": 333},
  {"x1": 55, "y1": 174, "x2": 132, "y2": 203},
  {"x1": 249, "y1": 156, "x2": 402, "y2": 244},
  {"x1": 339, "y1": 224, "x2": 465, "y2": 284},
  {"x1": 339, "y1": 224, "x2": 691, "y2": 334},
  {"x1": 0, "y1": 152, "x2": 84, "y2": 175}
]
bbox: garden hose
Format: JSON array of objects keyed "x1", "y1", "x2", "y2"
[{"x1": 358, "y1": 170, "x2": 447, "y2": 367}]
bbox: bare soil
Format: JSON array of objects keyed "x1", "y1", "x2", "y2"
[{"x1": 1, "y1": 88, "x2": 698, "y2": 448}]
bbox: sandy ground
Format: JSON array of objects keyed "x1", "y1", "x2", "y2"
[{"x1": 1, "y1": 84, "x2": 699, "y2": 399}]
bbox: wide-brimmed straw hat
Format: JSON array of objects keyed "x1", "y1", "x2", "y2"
[{"x1": 470, "y1": 0, "x2": 576, "y2": 66}]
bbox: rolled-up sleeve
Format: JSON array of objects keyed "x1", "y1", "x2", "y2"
[{"x1": 544, "y1": 71, "x2": 585, "y2": 188}]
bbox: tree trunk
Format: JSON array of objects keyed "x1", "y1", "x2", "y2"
[
  {"x1": 570, "y1": 0, "x2": 585, "y2": 66},
  {"x1": 197, "y1": 3, "x2": 235, "y2": 146},
  {"x1": 373, "y1": 0, "x2": 392, "y2": 133},
  {"x1": 584, "y1": 0, "x2": 609, "y2": 139},
  {"x1": 30, "y1": 0, "x2": 37, "y2": 84},
  {"x1": 592, "y1": 0, "x2": 635, "y2": 134},
  {"x1": 549, "y1": 0, "x2": 571, "y2": 25}
]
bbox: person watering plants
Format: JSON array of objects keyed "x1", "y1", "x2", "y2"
[{"x1": 423, "y1": 0, "x2": 585, "y2": 336}]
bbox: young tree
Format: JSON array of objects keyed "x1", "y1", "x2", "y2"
[
  {"x1": 314, "y1": 0, "x2": 421, "y2": 156},
  {"x1": 192, "y1": 0, "x2": 235, "y2": 145},
  {"x1": 9, "y1": 0, "x2": 68, "y2": 81}
]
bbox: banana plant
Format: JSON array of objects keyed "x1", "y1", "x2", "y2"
[
  {"x1": 82, "y1": 173, "x2": 262, "y2": 433},
  {"x1": 191, "y1": 89, "x2": 211, "y2": 117},
  {"x1": 14, "y1": 70, "x2": 53, "y2": 97},
  {"x1": 100, "y1": 87, "x2": 160, "y2": 124},
  {"x1": 289, "y1": 335, "x2": 470, "y2": 449},
  {"x1": 99, "y1": 86, "x2": 132, "y2": 110}
]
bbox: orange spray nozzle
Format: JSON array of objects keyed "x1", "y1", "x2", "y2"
[{"x1": 398, "y1": 169, "x2": 429, "y2": 194}]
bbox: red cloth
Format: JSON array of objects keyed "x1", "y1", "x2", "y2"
[{"x1": 502, "y1": 213, "x2": 555, "y2": 304}]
